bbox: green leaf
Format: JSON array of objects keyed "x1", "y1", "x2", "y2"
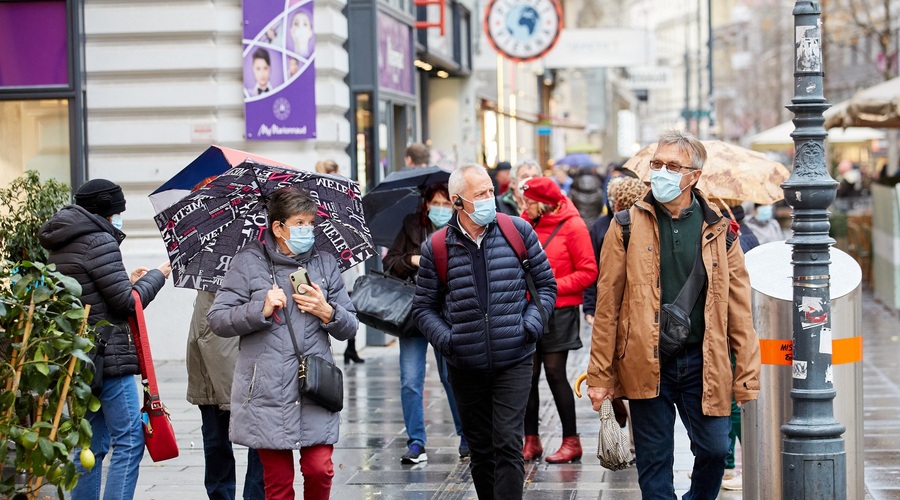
[
  {"x1": 88, "y1": 396, "x2": 101, "y2": 412},
  {"x1": 0, "y1": 390, "x2": 15, "y2": 411},
  {"x1": 63, "y1": 431, "x2": 79, "y2": 449},
  {"x1": 56, "y1": 274, "x2": 82, "y2": 297},
  {"x1": 38, "y1": 437, "x2": 55, "y2": 460},
  {"x1": 70, "y1": 349, "x2": 92, "y2": 364},
  {"x1": 79, "y1": 417, "x2": 92, "y2": 437},
  {"x1": 32, "y1": 347, "x2": 49, "y2": 376},
  {"x1": 53, "y1": 338, "x2": 73, "y2": 350},
  {"x1": 64, "y1": 307, "x2": 85, "y2": 320},
  {"x1": 32, "y1": 285, "x2": 53, "y2": 304}
]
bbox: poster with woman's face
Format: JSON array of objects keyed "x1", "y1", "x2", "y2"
[{"x1": 242, "y1": 0, "x2": 316, "y2": 140}]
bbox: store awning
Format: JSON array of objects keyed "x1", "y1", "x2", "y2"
[{"x1": 747, "y1": 120, "x2": 884, "y2": 148}]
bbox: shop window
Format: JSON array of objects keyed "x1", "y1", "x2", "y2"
[
  {"x1": 0, "y1": 100, "x2": 70, "y2": 187},
  {"x1": 355, "y1": 93, "x2": 375, "y2": 193}
]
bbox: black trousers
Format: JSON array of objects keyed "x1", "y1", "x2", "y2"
[{"x1": 447, "y1": 357, "x2": 533, "y2": 500}]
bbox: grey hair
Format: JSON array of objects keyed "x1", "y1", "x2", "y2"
[
  {"x1": 657, "y1": 130, "x2": 707, "y2": 170},
  {"x1": 513, "y1": 160, "x2": 541, "y2": 182},
  {"x1": 448, "y1": 164, "x2": 488, "y2": 197}
]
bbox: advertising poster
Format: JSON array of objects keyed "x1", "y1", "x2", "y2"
[
  {"x1": 376, "y1": 11, "x2": 414, "y2": 96},
  {"x1": 0, "y1": 2, "x2": 69, "y2": 88},
  {"x1": 243, "y1": 0, "x2": 316, "y2": 140}
]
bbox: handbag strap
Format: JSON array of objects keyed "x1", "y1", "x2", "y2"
[
  {"x1": 671, "y1": 243, "x2": 707, "y2": 314},
  {"x1": 542, "y1": 220, "x2": 566, "y2": 248},
  {"x1": 264, "y1": 249, "x2": 305, "y2": 362},
  {"x1": 128, "y1": 290, "x2": 162, "y2": 411}
]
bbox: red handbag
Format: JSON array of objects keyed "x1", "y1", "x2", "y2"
[{"x1": 129, "y1": 290, "x2": 179, "y2": 462}]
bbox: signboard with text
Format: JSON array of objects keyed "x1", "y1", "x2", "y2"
[
  {"x1": 543, "y1": 29, "x2": 653, "y2": 69},
  {"x1": 243, "y1": 0, "x2": 316, "y2": 140},
  {"x1": 377, "y1": 11, "x2": 414, "y2": 95}
]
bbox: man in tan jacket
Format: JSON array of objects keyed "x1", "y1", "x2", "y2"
[{"x1": 587, "y1": 130, "x2": 760, "y2": 499}]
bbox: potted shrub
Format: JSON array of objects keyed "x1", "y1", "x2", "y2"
[{"x1": 0, "y1": 172, "x2": 96, "y2": 498}]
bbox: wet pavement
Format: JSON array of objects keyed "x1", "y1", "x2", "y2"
[{"x1": 123, "y1": 288, "x2": 899, "y2": 499}]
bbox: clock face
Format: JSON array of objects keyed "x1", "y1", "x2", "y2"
[{"x1": 484, "y1": 0, "x2": 563, "y2": 62}]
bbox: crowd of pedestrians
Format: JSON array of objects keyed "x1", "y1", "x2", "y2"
[{"x1": 38, "y1": 130, "x2": 779, "y2": 499}]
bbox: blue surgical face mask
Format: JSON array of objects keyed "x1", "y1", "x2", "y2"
[
  {"x1": 650, "y1": 167, "x2": 689, "y2": 204},
  {"x1": 284, "y1": 225, "x2": 315, "y2": 254},
  {"x1": 459, "y1": 196, "x2": 497, "y2": 227},
  {"x1": 756, "y1": 205, "x2": 774, "y2": 222},
  {"x1": 110, "y1": 214, "x2": 123, "y2": 231},
  {"x1": 428, "y1": 205, "x2": 452, "y2": 228}
]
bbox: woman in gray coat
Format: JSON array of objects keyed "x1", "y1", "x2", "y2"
[{"x1": 208, "y1": 186, "x2": 358, "y2": 500}]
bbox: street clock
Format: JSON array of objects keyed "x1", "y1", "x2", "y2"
[{"x1": 484, "y1": 0, "x2": 563, "y2": 63}]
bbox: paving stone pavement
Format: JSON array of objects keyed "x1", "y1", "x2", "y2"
[{"x1": 105, "y1": 289, "x2": 897, "y2": 498}]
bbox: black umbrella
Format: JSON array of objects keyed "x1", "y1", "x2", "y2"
[
  {"x1": 362, "y1": 166, "x2": 452, "y2": 247},
  {"x1": 154, "y1": 161, "x2": 375, "y2": 292}
]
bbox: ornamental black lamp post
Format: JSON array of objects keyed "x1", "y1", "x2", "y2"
[{"x1": 781, "y1": 1, "x2": 847, "y2": 498}]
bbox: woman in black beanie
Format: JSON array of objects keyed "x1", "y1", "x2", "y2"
[{"x1": 39, "y1": 178, "x2": 171, "y2": 500}]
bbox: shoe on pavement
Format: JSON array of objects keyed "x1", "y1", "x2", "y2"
[
  {"x1": 722, "y1": 473, "x2": 742, "y2": 491},
  {"x1": 401, "y1": 444, "x2": 428, "y2": 464},
  {"x1": 458, "y1": 436, "x2": 470, "y2": 458}
]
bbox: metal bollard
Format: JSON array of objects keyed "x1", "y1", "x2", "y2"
[{"x1": 743, "y1": 241, "x2": 864, "y2": 499}]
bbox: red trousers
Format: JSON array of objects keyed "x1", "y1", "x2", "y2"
[{"x1": 257, "y1": 445, "x2": 334, "y2": 500}]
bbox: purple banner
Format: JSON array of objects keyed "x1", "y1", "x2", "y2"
[
  {"x1": 0, "y1": 1, "x2": 69, "y2": 88},
  {"x1": 377, "y1": 11, "x2": 414, "y2": 96},
  {"x1": 243, "y1": 0, "x2": 316, "y2": 140}
]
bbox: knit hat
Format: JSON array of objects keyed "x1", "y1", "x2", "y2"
[
  {"x1": 521, "y1": 176, "x2": 564, "y2": 206},
  {"x1": 496, "y1": 161, "x2": 512, "y2": 171},
  {"x1": 75, "y1": 179, "x2": 126, "y2": 217}
]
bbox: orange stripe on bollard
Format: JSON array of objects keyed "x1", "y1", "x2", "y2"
[
  {"x1": 832, "y1": 336, "x2": 863, "y2": 364},
  {"x1": 759, "y1": 339, "x2": 793, "y2": 365},
  {"x1": 759, "y1": 337, "x2": 862, "y2": 365}
]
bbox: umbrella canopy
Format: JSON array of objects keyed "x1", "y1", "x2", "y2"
[
  {"x1": 623, "y1": 140, "x2": 791, "y2": 205},
  {"x1": 554, "y1": 152, "x2": 598, "y2": 168},
  {"x1": 149, "y1": 145, "x2": 293, "y2": 214},
  {"x1": 362, "y1": 166, "x2": 452, "y2": 247},
  {"x1": 154, "y1": 161, "x2": 375, "y2": 291},
  {"x1": 824, "y1": 76, "x2": 900, "y2": 129},
  {"x1": 596, "y1": 399, "x2": 634, "y2": 471}
]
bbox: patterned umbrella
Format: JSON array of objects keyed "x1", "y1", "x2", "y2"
[
  {"x1": 154, "y1": 161, "x2": 375, "y2": 292},
  {"x1": 596, "y1": 399, "x2": 634, "y2": 471},
  {"x1": 623, "y1": 140, "x2": 791, "y2": 205}
]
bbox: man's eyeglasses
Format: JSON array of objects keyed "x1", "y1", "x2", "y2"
[{"x1": 649, "y1": 160, "x2": 699, "y2": 174}]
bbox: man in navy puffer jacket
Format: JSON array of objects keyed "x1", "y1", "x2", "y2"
[{"x1": 413, "y1": 165, "x2": 556, "y2": 499}]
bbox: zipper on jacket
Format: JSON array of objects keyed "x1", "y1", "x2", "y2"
[
  {"x1": 245, "y1": 363, "x2": 258, "y2": 404},
  {"x1": 484, "y1": 312, "x2": 493, "y2": 371}
]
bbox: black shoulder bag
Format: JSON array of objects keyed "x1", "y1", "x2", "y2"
[
  {"x1": 658, "y1": 243, "x2": 706, "y2": 362},
  {"x1": 266, "y1": 251, "x2": 344, "y2": 413}
]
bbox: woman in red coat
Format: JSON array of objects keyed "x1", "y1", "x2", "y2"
[{"x1": 519, "y1": 176, "x2": 598, "y2": 463}]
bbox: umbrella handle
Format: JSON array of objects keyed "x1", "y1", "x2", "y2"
[{"x1": 573, "y1": 372, "x2": 588, "y2": 398}]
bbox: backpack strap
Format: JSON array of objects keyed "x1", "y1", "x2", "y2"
[
  {"x1": 432, "y1": 226, "x2": 449, "y2": 285},
  {"x1": 433, "y1": 214, "x2": 549, "y2": 334},
  {"x1": 495, "y1": 214, "x2": 549, "y2": 335},
  {"x1": 614, "y1": 209, "x2": 631, "y2": 251}
]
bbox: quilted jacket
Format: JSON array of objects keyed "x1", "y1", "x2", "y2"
[
  {"x1": 208, "y1": 239, "x2": 358, "y2": 449},
  {"x1": 412, "y1": 213, "x2": 557, "y2": 371},
  {"x1": 39, "y1": 205, "x2": 167, "y2": 377}
]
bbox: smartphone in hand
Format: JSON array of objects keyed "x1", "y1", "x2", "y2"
[{"x1": 289, "y1": 267, "x2": 311, "y2": 294}]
